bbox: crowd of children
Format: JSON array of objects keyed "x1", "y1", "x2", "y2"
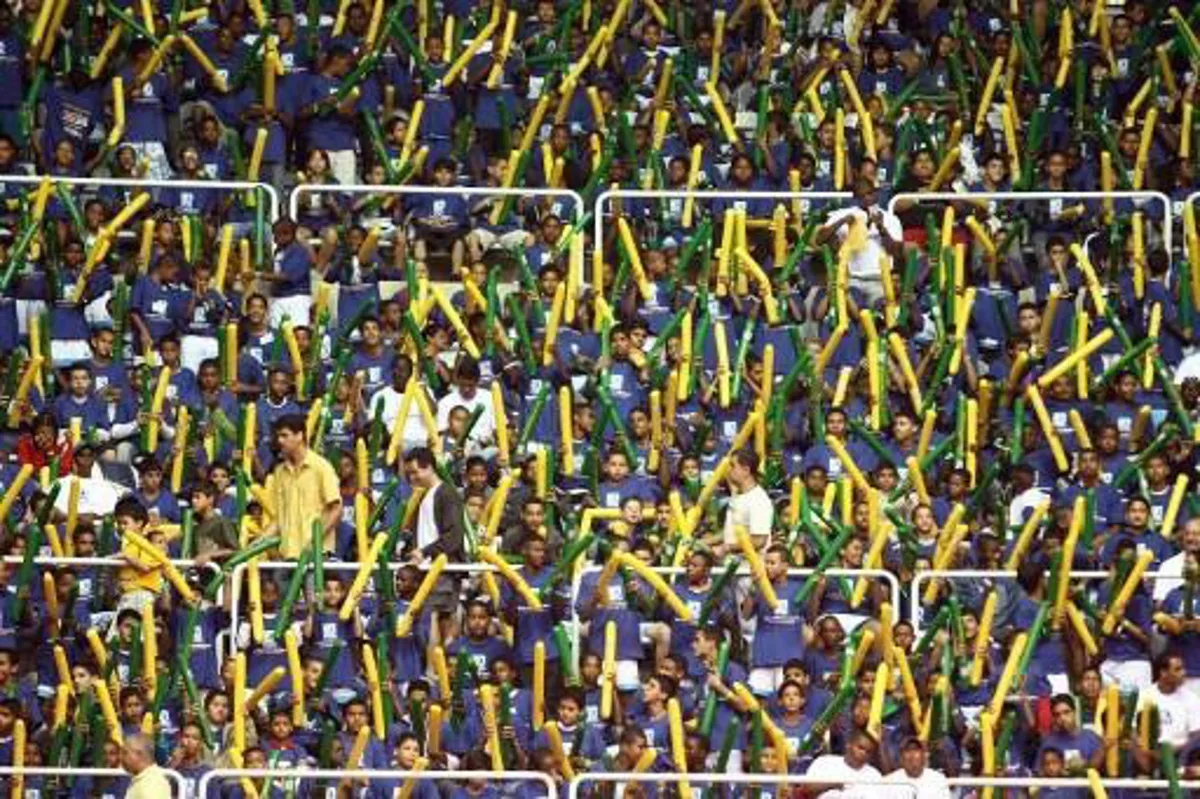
[{"x1": 1, "y1": 0, "x2": 1200, "y2": 797}]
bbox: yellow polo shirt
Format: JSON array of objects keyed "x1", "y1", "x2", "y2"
[
  {"x1": 118, "y1": 535, "x2": 164, "y2": 595},
  {"x1": 125, "y1": 764, "x2": 172, "y2": 798},
  {"x1": 264, "y1": 448, "x2": 341, "y2": 558}
]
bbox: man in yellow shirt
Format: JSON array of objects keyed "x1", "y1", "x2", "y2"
[
  {"x1": 263, "y1": 414, "x2": 342, "y2": 558},
  {"x1": 121, "y1": 732, "x2": 172, "y2": 798}
]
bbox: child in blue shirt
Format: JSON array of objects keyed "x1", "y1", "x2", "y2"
[
  {"x1": 742, "y1": 544, "x2": 809, "y2": 697},
  {"x1": 446, "y1": 597, "x2": 511, "y2": 684}
]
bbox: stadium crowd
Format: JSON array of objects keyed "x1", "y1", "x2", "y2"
[{"x1": 2, "y1": 0, "x2": 1200, "y2": 797}]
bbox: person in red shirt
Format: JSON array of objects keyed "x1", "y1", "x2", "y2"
[{"x1": 15, "y1": 412, "x2": 73, "y2": 475}]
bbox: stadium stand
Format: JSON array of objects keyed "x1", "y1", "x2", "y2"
[{"x1": 3, "y1": 0, "x2": 1200, "y2": 796}]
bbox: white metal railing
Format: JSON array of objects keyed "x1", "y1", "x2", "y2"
[
  {"x1": 571, "y1": 773, "x2": 919, "y2": 798},
  {"x1": 571, "y1": 564, "x2": 901, "y2": 675},
  {"x1": 1185, "y1": 190, "x2": 1200, "y2": 256},
  {"x1": 0, "y1": 766, "x2": 188, "y2": 795},
  {"x1": 4, "y1": 763, "x2": 1196, "y2": 797},
  {"x1": 288, "y1": 184, "x2": 585, "y2": 223},
  {"x1": 570, "y1": 772, "x2": 1200, "y2": 797},
  {"x1": 910, "y1": 568, "x2": 1168, "y2": 636},
  {"x1": 591, "y1": 188, "x2": 853, "y2": 250},
  {"x1": 198, "y1": 769, "x2": 557, "y2": 799},
  {"x1": 888, "y1": 190, "x2": 1175, "y2": 259},
  {"x1": 226, "y1": 559, "x2": 501, "y2": 655},
  {"x1": 0, "y1": 174, "x2": 281, "y2": 223}
]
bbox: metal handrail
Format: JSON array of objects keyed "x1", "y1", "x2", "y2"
[
  {"x1": 571, "y1": 563, "x2": 901, "y2": 675},
  {"x1": 198, "y1": 768, "x2": 557, "y2": 799},
  {"x1": 0, "y1": 766, "x2": 188, "y2": 795},
  {"x1": 887, "y1": 189, "x2": 1174, "y2": 260},
  {"x1": 225, "y1": 560, "x2": 500, "y2": 652},
  {"x1": 910, "y1": 568, "x2": 1168, "y2": 636},
  {"x1": 572, "y1": 772, "x2": 1200, "y2": 793},
  {"x1": 287, "y1": 184, "x2": 585, "y2": 223},
  {"x1": 0, "y1": 174, "x2": 281, "y2": 223},
  {"x1": 591, "y1": 188, "x2": 853, "y2": 252}
]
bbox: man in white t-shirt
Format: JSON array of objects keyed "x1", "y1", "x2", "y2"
[
  {"x1": 721, "y1": 449, "x2": 775, "y2": 552},
  {"x1": 1153, "y1": 520, "x2": 1200, "y2": 602},
  {"x1": 434, "y1": 356, "x2": 496, "y2": 447},
  {"x1": 815, "y1": 177, "x2": 904, "y2": 306},
  {"x1": 885, "y1": 738, "x2": 950, "y2": 799},
  {"x1": 1138, "y1": 652, "x2": 1200, "y2": 748},
  {"x1": 805, "y1": 730, "x2": 888, "y2": 798}
]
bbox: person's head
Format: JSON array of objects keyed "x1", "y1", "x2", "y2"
[
  {"x1": 120, "y1": 733, "x2": 157, "y2": 776},
  {"x1": 120, "y1": 686, "x2": 146, "y2": 723},
  {"x1": 692, "y1": 626, "x2": 723, "y2": 661},
  {"x1": 778, "y1": 680, "x2": 806, "y2": 715},
  {"x1": 1040, "y1": 747, "x2": 1066, "y2": 777},
  {"x1": 642, "y1": 673, "x2": 677, "y2": 706},
  {"x1": 764, "y1": 544, "x2": 789, "y2": 581},
  {"x1": 853, "y1": 176, "x2": 879, "y2": 208},
  {"x1": 323, "y1": 574, "x2": 347, "y2": 608},
  {"x1": 1050, "y1": 694, "x2": 1078, "y2": 733},
  {"x1": 1124, "y1": 496, "x2": 1151, "y2": 531},
  {"x1": 817, "y1": 615, "x2": 845, "y2": 648},
  {"x1": 113, "y1": 497, "x2": 149, "y2": 536},
  {"x1": 524, "y1": 535, "x2": 548, "y2": 570},
  {"x1": 394, "y1": 731, "x2": 421, "y2": 768},
  {"x1": 179, "y1": 722, "x2": 205, "y2": 758},
  {"x1": 729, "y1": 448, "x2": 759, "y2": 489},
  {"x1": 453, "y1": 357, "x2": 481, "y2": 396},
  {"x1": 844, "y1": 729, "x2": 876, "y2": 769},
  {"x1": 617, "y1": 726, "x2": 647, "y2": 764},
  {"x1": 686, "y1": 551, "x2": 713, "y2": 586},
  {"x1": 204, "y1": 691, "x2": 231, "y2": 724},
  {"x1": 273, "y1": 414, "x2": 309, "y2": 460},
  {"x1": 556, "y1": 688, "x2": 584, "y2": 727},
  {"x1": 268, "y1": 709, "x2": 293, "y2": 743},
  {"x1": 604, "y1": 450, "x2": 631, "y2": 482},
  {"x1": 404, "y1": 447, "x2": 438, "y2": 489},
  {"x1": 898, "y1": 738, "x2": 927, "y2": 775},
  {"x1": 1155, "y1": 651, "x2": 1187, "y2": 692},
  {"x1": 342, "y1": 697, "x2": 370, "y2": 733}
]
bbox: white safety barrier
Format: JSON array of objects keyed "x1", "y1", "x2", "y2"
[
  {"x1": 198, "y1": 768, "x2": 558, "y2": 799},
  {"x1": 0, "y1": 766, "x2": 188, "y2": 795},
  {"x1": 592, "y1": 188, "x2": 853, "y2": 251},
  {"x1": 226, "y1": 560, "x2": 502, "y2": 656},
  {"x1": 288, "y1": 184, "x2": 585, "y2": 223},
  {"x1": 571, "y1": 564, "x2": 901, "y2": 675},
  {"x1": 0, "y1": 174, "x2": 281, "y2": 223},
  {"x1": 910, "y1": 568, "x2": 1168, "y2": 636},
  {"x1": 888, "y1": 189, "x2": 1175, "y2": 260},
  {"x1": 1184, "y1": 189, "x2": 1200, "y2": 257},
  {"x1": 570, "y1": 771, "x2": 1200, "y2": 798},
  {"x1": 571, "y1": 772, "x2": 920, "y2": 799}
]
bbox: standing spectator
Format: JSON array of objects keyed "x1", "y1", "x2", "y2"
[
  {"x1": 262, "y1": 414, "x2": 341, "y2": 558},
  {"x1": 298, "y1": 46, "x2": 360, "y2": 186},
  {"x1": 115, "y1": 39, "x2": 180, "y2": 182},
  {"x1": 720, "y1": 449, "x2": 774, "y2": 553},
  {"x1": 120, "y1": 733, "x2": 173, "y2": 798}
]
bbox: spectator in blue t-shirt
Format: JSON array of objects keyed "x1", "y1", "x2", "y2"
[
  {"x1": 298, "y1": 45, "x2": 360, "y2": 186},
  {"x1": 409, "y1": 158, "x2": 470, "y2": 272},
  {"x1": 131, "y1": 255, "x2": 185, "y2": 354}
]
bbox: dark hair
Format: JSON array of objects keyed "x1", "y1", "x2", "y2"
[
  {"x1": 732, "y1": 448, "x2": 759, "y2": 475},
  {"x1": 114, "y1": 497, "x2": 149, "y2": 525},
  {"x1": 404, "y1": 447, "x2": 435, "y2": 469},
  {"x1": 455, "y1": 357, "x2": 481, "y2": 382},
  {"x1": 191, "y1": 479, "x2": 219, "y2": 499},
  {"x1": 273, "y1": 414, "x2": 308, "y2": 438},
  {"x1": 1049, "y1": 693, "x2": 1075, "y2": 711}
]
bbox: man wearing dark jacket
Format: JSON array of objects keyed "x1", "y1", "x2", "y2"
[{"x1": 404, "y1": 446, "x2": 466, "y2": 640}]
